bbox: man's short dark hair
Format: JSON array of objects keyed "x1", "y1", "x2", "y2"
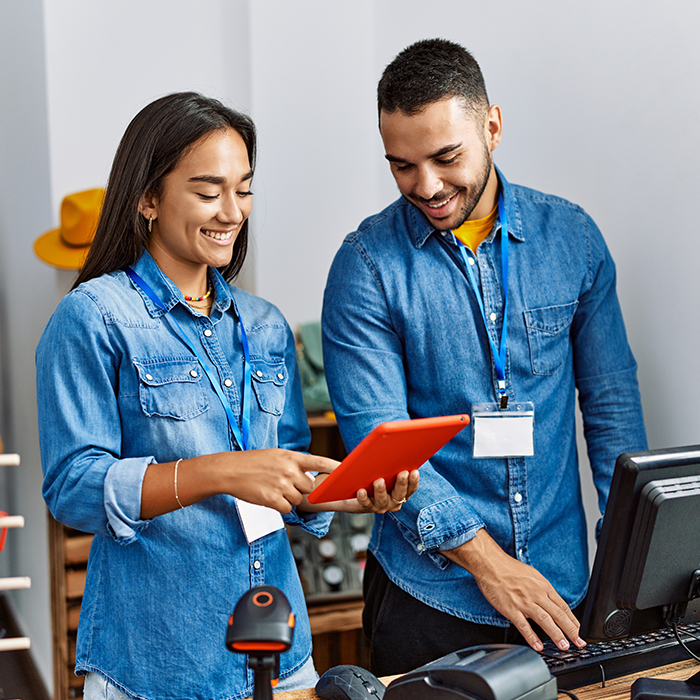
[{"x1": 378, "y1": 38, "x2": 489, "y2": 121}]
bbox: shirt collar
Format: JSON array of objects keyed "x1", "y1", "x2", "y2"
[
  {"x1": 129, "y1": 250, "x2": 235, "y2": 318},
  {"x1": 406, "y1": 165, "x2": 525, "y2": 249}
]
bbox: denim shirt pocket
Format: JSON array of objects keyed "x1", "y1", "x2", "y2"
[
  {"x1": 523, "y1": 301, "x2": 578, "y2": 376},
  {"x1": 133, "y1": 358, "x2": 209, "y2": 420},
  {"x1": 251, "y1": 358, "x2": 287, "y2": 416}
]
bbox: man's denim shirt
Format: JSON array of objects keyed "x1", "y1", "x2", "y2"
[
  {"x1": 37, "y1": 251, "x2": 331, "y2": 700},
  {"x1": 322, "y1": 168, "x2": 647, "y2": 626}
]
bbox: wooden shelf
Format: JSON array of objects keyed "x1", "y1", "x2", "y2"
[
  {"x1": 1, "y1": 448, "x2": 38, "y2": 692},
  {"x1": 306, "y1": 414, "x2": 337, "y2": 428},
  {"x1": 308, "y1": 599, "x2": 363, "y2": 636},
  {"x1": 49, "y1": 516, "x2": 89, "y2": 700}
]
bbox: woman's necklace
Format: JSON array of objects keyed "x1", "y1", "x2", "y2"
[
  {"x1": 183, "y1": 275, "x2": 214, "y2": 313},
  {"x1": 184, "y1": 283, "x2": 212, "y2": 302}
]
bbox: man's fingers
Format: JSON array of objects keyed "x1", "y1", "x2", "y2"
[
  {"x1": 544, "y1": 597, "x2": 585, "y2": 648},
  {"x1": 356, "y1": 488, "x2": 372, "y2": 508},
  {"x1": 514, "y1": 596, "x2": 584, "y2": 652},
  {"x1": 510, "y1": 613, "x2": 543, "y2": 652},
  {"x1": 391, "y1": 471, "x2": 409, "y2": 497},
  {"x1": 406, "y1": 469, "x2": 420, "y2": 497},
  {"x1": 530, "y1": 609, "x2": 568, "y2": 651},
  {"x1": 370, "y1": 478, "x2": 389, "y2": 509}
]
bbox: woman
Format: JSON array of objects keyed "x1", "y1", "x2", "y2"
[{"x1": 36, "y1": 92, "x2": 418, "y2": 700}]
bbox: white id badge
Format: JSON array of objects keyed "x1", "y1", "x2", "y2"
[
  {"x1": 235, "y1": 499, "x2": 285, "y2": 543},
  {"x1": 472, "y1": 402, "x2": 535, "y2": 458}
]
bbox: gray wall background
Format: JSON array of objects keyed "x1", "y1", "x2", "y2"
[{"x1": 1, "y1": 0, "x2": 698, "y2": 691}]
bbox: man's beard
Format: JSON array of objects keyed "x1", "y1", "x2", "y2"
[
  {"x1": 450, "y1": 142, "x2": 493, "y2": 230},
  {"x1": 414, "y1": 137, "x2": 494, "y2": 231}
]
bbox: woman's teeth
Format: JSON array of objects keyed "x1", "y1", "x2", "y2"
[{"x1": 202, "y1": 229, "x2": 233, "y2": 241}]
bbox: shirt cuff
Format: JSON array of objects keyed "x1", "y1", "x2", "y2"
[
  {"x1": 438, "y1": 526, "x2": 482, "y2": 552},
  {"x1": 284, "y1": 508, "x2": 333, "y2": 538},
  {"x1": 103, "y1": 456, "x2": 155, "y2": 543},
  {"x1": 415, "y1": 497, "x2": 484, "y2": 551}
]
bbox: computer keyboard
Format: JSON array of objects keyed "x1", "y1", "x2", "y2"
[{"x1": 540, "y1": 623, "x2": 700, "y2": 689}]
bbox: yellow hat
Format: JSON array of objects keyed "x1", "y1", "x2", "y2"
[{"x1": 34, "y1": 188, "x2": 105, "y2": 270}]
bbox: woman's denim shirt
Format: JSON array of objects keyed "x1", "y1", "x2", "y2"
[
  {"x1": 37, "y1": 251, "x2": 330, "y2": 700},
  {"x1": 322, "y1": 168, "x2": 647, "y2": 626}
]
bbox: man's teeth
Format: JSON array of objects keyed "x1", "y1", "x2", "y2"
[
  {"x1": 203, "y1": 229, "x2": 233, "y2": 241},
  {"x1": 428, "y1": 196, "x2": 453, "y2": 208}
]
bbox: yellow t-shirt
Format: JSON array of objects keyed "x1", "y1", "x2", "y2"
[{"x1": 451, "y1": 203, "x2": 498, "y2": 252}]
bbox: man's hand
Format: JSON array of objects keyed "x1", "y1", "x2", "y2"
[
  {"x1": 300, "y1": 469, "x2": 420, "y2": 513},
  {"x1": 443, "y1": 528, "x2": 586, "y2": 652}
]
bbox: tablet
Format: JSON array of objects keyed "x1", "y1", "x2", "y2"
[{"x1": 306, "y1": 414, "x2": 470, "y2": 504}]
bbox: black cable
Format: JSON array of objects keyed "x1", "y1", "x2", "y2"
[
  {"x1": 673, "y1": 621, "x2": 700, "y2": 662},
  {"x1": 680, "y1": 627, "x2": 700, "y2": 644},
  {"x1": 558, "y1": 690, "x2": 581, "y2": 700}
]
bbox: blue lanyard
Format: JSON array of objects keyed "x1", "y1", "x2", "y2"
[
  {"x1": 124, "y1": 267, "x2": 251, "y2": 451},
  {"x1": 454, "y1": 193, "x2": 509, "y2": 405}
]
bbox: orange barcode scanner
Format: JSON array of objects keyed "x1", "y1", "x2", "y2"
[{"x1": 226, "y1": 586, "x2": 295, "y2": 700}]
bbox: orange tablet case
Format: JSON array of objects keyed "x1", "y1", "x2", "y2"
[{"x1": 307, "y1": 414, "x2": 470, "y2": 504}]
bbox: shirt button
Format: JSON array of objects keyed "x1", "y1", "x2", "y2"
[
  {"x1": 203, "y1": 329, "x2": 212, "y2": 337},
  {"x1": 145, "y1": 374, "x2": 153, "y2": 381},
  {"x1": 489, "y1": 312, "x2": 497, "y2": 322},
  {"x1": 417, "y1": 544, "x2": 426, "y2": 552},
  {"x1": 190, "y1": 369, "x2": 198, "y2": 378},
  {"x1": 518, "y1": 549, "x2": 524, "y2": 560},
  {"x1": 468, "y1": 257, "x2": 475, "y2": 266},
  {"x1": 514, "y1": 492, "x2": 523, "y2": 503},
  {"x1": 224, "y1": 379, "x2": 233, "y2": 387},
  {"x1": 253, "y1": 560, "x2": 261, "y2": 570},
  {"x1": 256, "y1": 370, "x2": 263, "y2": 377},
  {"x1": 277, "y1": 373, "x2": 284, "y2": 380}
]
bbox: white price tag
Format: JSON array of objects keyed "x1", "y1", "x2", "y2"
[{"x1": 235, "y1": 499, "x2": 284, "y2": 543}]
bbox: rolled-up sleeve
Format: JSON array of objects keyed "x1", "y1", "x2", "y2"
[{"x1": 103, "y1": 457, "x2": 154, "y2": 542}]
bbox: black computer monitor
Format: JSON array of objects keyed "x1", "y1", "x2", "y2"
[{"x1": 580, "y1": 445, "x2": 700, "y2": 641}]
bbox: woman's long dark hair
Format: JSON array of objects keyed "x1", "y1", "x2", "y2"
[{"x1": 73, "y1": 92, "x2": 257, "y2": 289}]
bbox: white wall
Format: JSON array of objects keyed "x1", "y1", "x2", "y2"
[
  {"x1": 248, "y1": 0, "x2": 383, "y2": 326},
  {"x1": 0, "y1": 0, "x2": 56, "y2": 688},
  {"x1": 43, "y1": 0, "x2": 251, "y2": 213},
  {"x1": 2, "y1": 0, "x2": 700, "y2": 691}
]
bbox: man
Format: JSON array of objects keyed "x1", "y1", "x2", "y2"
[{"x1": 322, "y1": 39, "x2": 647, "y2": 676}]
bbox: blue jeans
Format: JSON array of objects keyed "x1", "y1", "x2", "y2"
[{"x1": 83, "y1": 657, "x2": 319, "y2": 699}]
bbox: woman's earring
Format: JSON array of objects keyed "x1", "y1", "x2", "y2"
[{"x1": 148, "y1": 216, "x2": 153, "y2": 233}]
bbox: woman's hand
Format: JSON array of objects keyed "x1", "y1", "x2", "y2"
[
  {"x1": 141, "y1": 449, "x2": 339, "y2": 519},
  {"x1": 213, "y1": 449, "x2": 340, "y2": 514},
  {"x1": 299, "y1": 469, "x2": 420, "y2": 513}
]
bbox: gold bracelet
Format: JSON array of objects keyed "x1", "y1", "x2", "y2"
[{"x1": 174, "y1": 458, "x2": 185, "y2": 509}]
